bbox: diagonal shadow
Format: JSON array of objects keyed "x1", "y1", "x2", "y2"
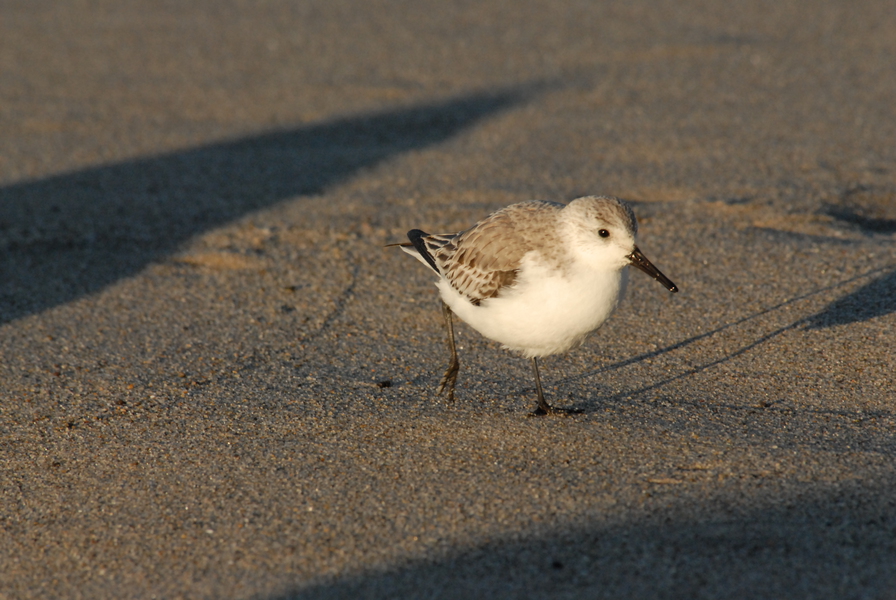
[
  {"x1": 0, "y1": 86, "x2": 538, "y2": 324},
  {"x1": 272, "y1": 477, "x2": 896, "y2": 599},
  {"x1": 606, "y1": 266, "x2": 896, "y2": 404},
  {"x1": 557, "y1": 265, "x2": 893, "y2": 392},
  {"x1": 826, "y1": 206, "x2": 896, "y2": 234},
  {"x1": 804, "y1": 268, "x2": 896, "y2": 329},
  {"x1": 534, "y1": 265, "x2": 894, "y2": 410}
]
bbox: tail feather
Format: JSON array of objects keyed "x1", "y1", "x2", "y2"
[
  {"x1": 386, "y1": 230, "x2": 441, "y2": 274},
  {"x1": 406, "y1": 229, "x2": 440, "y2": 273}
]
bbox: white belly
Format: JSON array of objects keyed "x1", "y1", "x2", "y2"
[{"x1": 439, "y1": 258, "x2": 629, "y2": 358}]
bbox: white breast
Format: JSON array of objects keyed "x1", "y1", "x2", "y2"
[{"x1": 439, "y1": 252, "x2": 629, "y2": 358}]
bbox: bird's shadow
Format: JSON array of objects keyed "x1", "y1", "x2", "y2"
[
  {"x1": 0, "y1": 85, "x2": 540, "y2": 324},
  {"x1": 803, "y1": 268, "x2": 896, "y2": 329},
  {"x1": 555, "y1": 266, "x2": 896, "y2": 412}
]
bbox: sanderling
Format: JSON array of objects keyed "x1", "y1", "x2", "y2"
[{"x1": 392, "y1": 195, "x2": 678, "y2": 415}]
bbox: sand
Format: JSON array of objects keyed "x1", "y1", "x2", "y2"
[{"x1": 1, "y1": 1, "x2": 895, "y2": 598}]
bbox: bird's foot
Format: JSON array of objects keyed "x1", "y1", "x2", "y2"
[
  {"x1": 436, "y1": 361, "x2": 459, "y2": 402},
  {"x1": 529, "y1": 405, "x2": 584, "y2": 417}
]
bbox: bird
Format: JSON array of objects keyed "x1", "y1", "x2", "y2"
[{"x1": 391, "y1": 195, "x2": 678, "y2": 415}]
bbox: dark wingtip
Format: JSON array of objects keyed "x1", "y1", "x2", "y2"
[{"x1": 407, "y1": 229, "x2": 439, "y2": 273}]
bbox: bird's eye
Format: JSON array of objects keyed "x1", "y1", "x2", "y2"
[{"x1": 598, "y1": 229, "x2": 610, "y2": 238}]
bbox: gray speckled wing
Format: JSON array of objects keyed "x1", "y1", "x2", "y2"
[{"x1": 426, "y1": 201, "x2": 564, "y2": 305}]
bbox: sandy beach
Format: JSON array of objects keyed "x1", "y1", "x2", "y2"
[{"x1": 1, "y1": 1, "x2": 895, "y2": 598}]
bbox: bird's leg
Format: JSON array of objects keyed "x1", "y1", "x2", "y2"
[
  {"x1": 529, "y1": 357, "x2": 583, "y2": 416},
  {"x1": 530, "y1": 357, "x2": 553, "y2": 415},
  {"x1": 436, "y1": 300, "x2": 460, "y2": 401}
]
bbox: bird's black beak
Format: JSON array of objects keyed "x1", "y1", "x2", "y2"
[{"x1": 627, "y1": 246, "x2": 678, "y2": 293}]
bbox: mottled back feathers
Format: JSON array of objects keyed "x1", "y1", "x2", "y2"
[{"x1": 407, "y1": 201, "x2": 565, "y2": 305}]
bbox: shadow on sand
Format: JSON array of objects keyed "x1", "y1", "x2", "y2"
[
  {"x1": 804, "y1": 268, "x2": 896, "y2": 329},
  {"x1": 274, "y1": 475, "x2": 896, "y2": 599},
  {"x1": 553, "y1": 265, "x2": 894, "y2": 410},
  {"x1": 0, "y1": 86, "x2": 537, "y2": 324}
]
